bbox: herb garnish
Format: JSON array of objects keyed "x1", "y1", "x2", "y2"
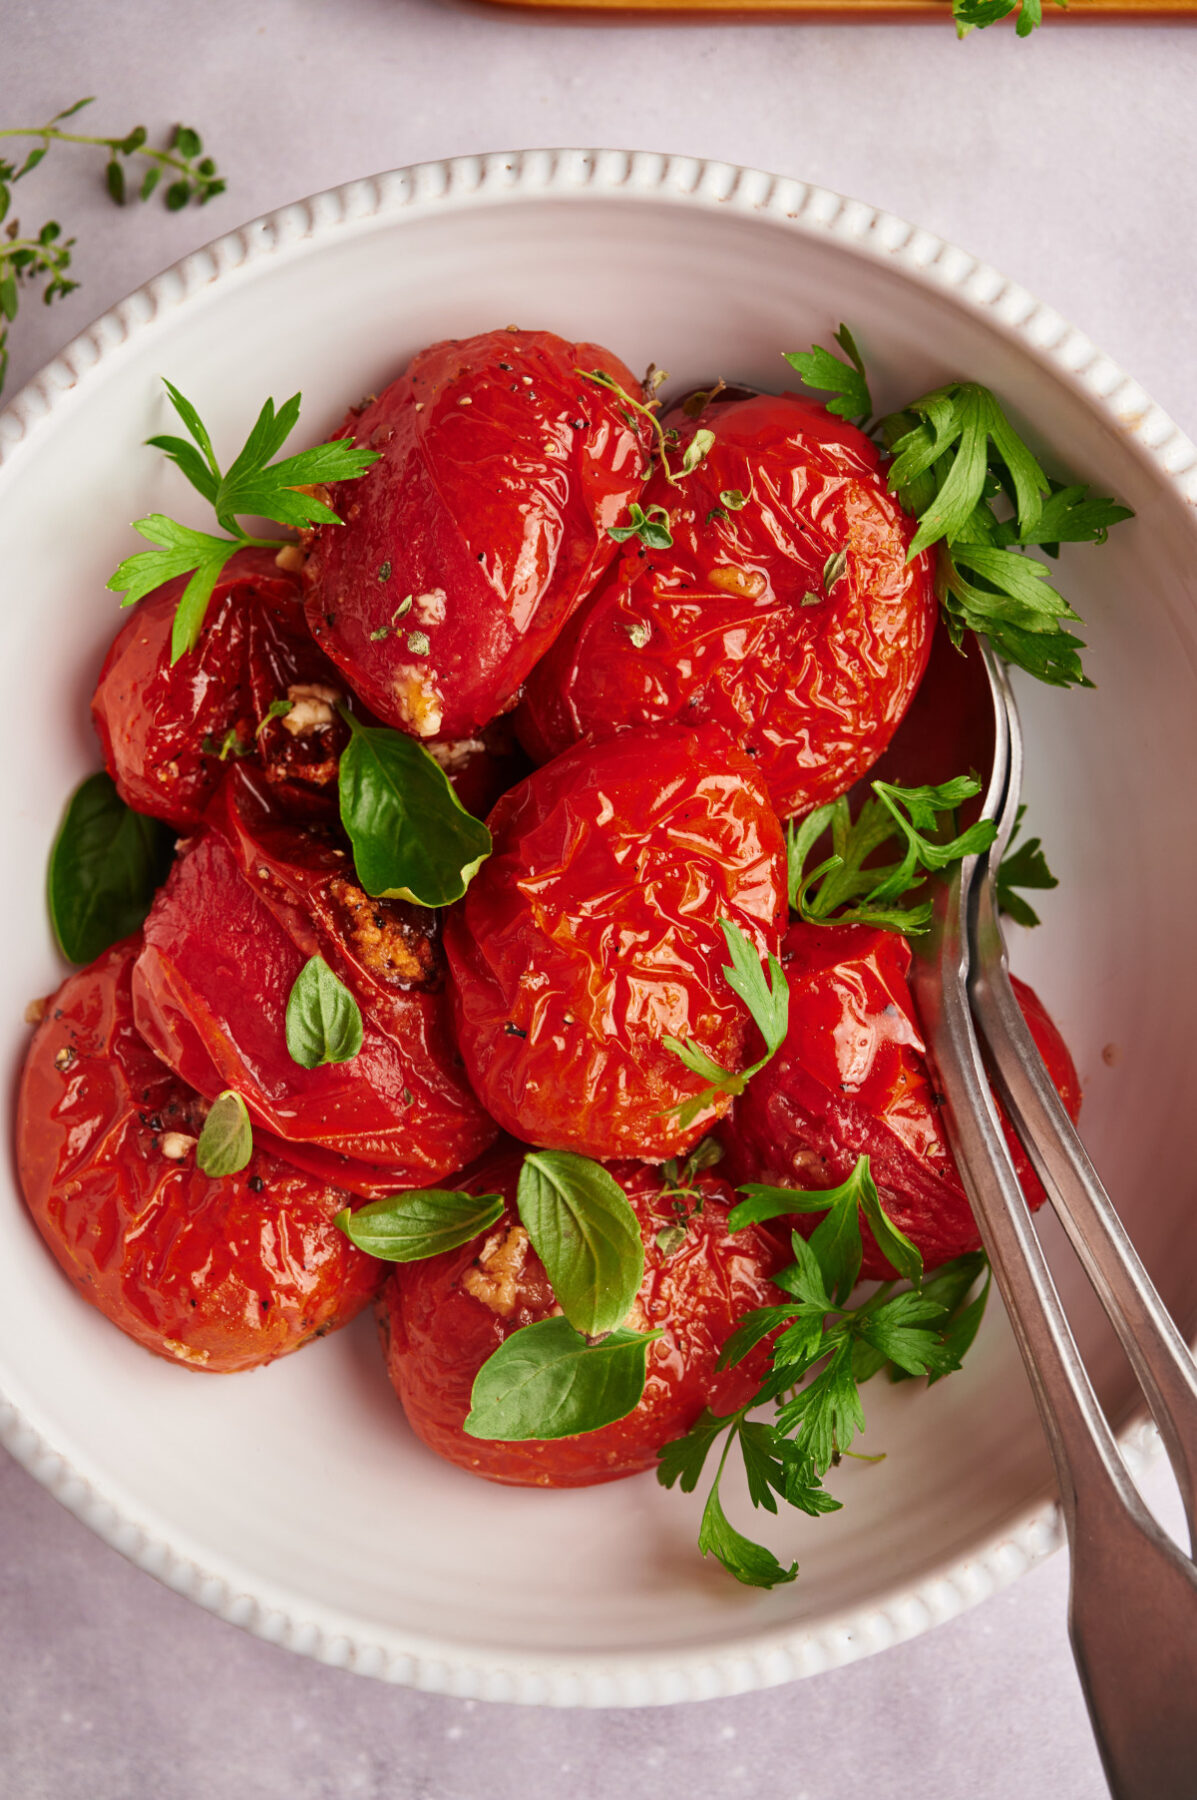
[
  {"x1": 515, "y1": 1151, "x2": 644, "y2": 1338},
  {"x1": 106, "y1": 381, "x2": 379, "y2": 662},
  {"x1": 196, "y1": 1090, "x2": 253, "y2": 1178},
  {"x1": 465, "y1": 1319, "x2": 663, "y2": 1442},
  {"x1": 608, "y1": 502, "x2": 674, "y2": 550},
  {"x1": 995, "y1": 805, "x2": 1057, "y2": 928},
  {"x1": 657, "y1": 1157, "x2": 990, "y2": 1587},
  {"x1": 664, "y1": 919, "x2": 789, "y2": 1128},
  {"x1": 456, "y1": 1149, "x2": 660, "y2": 1441},
  {"x1": 335, "y1": 1188, "x2": 506, "y2": 1262},
  {"x1": 783, "y1": 324, "x2": 872, "y2": 426},
  {"x1": 47, "y1": 771, "x2": 174, "y2": 965},
  {"x1": 784, "y1": 328, "x2": 1132, "y2": 689},
  {"x1": 787, "y1": 776, "x2": 997, "y2": 935},
  {"x1": 336, "y1": 711, "x2": 492, "y2": 907},
  {"x1": 0, "y1": 100, "x2": 226, "y2": 396},
  {"x1": 285, "y1": 955, "x2": 364, "y2": 1069}
]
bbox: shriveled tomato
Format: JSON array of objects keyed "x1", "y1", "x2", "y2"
[
  {"x1": 92, "y1": 546, "x2": 353, "y2": 831},
  {"x1": 718, "y1": 919, "x2": 1082, "y2": 1277},
  {"x1": 378, "y1": 1144, "x2": 786, "y2": 1487},
  {"x1": 131, "y1": 765, "x2": 497, "y2": 1190},
  {"x1": 16, "y1": 938, "x2": 382, "y2": 1373},
  {"x1": 517, "y1": 391, "x2": 938, "y2": 821},
  {"x1": 301, "y1": 328, "x2": 649, "y2": 741},
  {"x1": 443, "y1": 724, "x2": 788, "y2": 1162}
]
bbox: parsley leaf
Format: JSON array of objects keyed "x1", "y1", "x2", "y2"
[
  {"x1": 995, "y1": 805, "x2": 1058, "y2": 928},
  {"x1": 786, "y1": 776, "x2": 996, "y2": 936},
  {"x1": 783, "y1": 324, "x2": 872, "y2": 423},
  {"x1": 659, "y1": 1157, "x2": 989, "y2": 1589},
  {"x1": 106, "y1": 380, "x2": 378, "y2": 661},
  {"x1": 877, "y1": 378, "x2": 1130, "y2": 688},
  {"x1": 663, "y1": 919, "x2": 789, "y2": 1125}
]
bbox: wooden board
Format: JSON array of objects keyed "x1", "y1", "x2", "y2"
[{"x1": 478, "y1": 0, "x2": 1195, "y2": 18}]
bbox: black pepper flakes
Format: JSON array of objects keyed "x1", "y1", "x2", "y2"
[
  {"x1": 248, "y1": 1175, "x2": 265, "y2": 1193},
  {"x1": 504, "y1": 1022, "x2": 528, "y2": 1039}
]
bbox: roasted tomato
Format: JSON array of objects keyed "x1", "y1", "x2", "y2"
[
  {"x1": 378, "y1": 1144, "x2": 786, "y2": 1487},
  {"x1": 131, "y1": 765, "x2": 497, "y2": 1190},
  {"x1": 92, "y1": 546, "x2": 353, "y2": 831},
  {"x1": 16, "y1": 939, "x2": 382, "y2": 1373},
  {"x1": 443, "y1": 724, "x2": 788, "y2": 1163},
  {"x1": 516, "y1": 391, "x2": 938, "y2": 821},
  {"x1": 718, "y1": 919, "x2": 1082, "y2": 1277},
  {"x1": 301, "y1": 328, "x2": 648, "y2": 741}
]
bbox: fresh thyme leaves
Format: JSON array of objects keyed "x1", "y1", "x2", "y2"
[
  {"x1": 47, "y1": 771, "x2": 174, "y2": 964},
  {"x1": 783, "y1": 325, "x2": 872, "y2": 425},
  {"x1": 578, "y1": 366, "x2": 715, "y2": 489},
  {"x1": 664, "y1": 919, "x2": 789, "y2": 1127},
  {"x1": 608, "y1": 501, "x2": 673, "y2": 550},
  {"x1": 659, "y1": 1158, "x2": 987, "y2": 1587},
  {"x1": 580, "y1": 366, "x2": 718, "y2": 544},
  {"x1": 255, "y1": 698, "x2": 294, "y2": 739},
  {"x1": 106, "y1": 382, "x2": 379, "y2": 662},
  {"x1": 196, "y1": 1090, "x2": 253, "y2": 1178},
  {"x1": 995, "y1": 805, "x2": 1058, "y2": 928},
  {"x1": 336, "y1": 712, "x2": 492, "y2": 907},
  {"x1": 515, "y1": 1150, "x2": 644, "y2": 1338},
  {"x1": 0, "y1": 101, "x2": 226, "y2": 396},
  {"x1": 284, "y1": 955, "x2": 364, "y2": 1070},
  {"x1": 464, "y1": 1318, "x2": 664, "y2": 1441},
  {"x1": 786, "y1": 776, "x2": 997, "y2": 935},
  {"x1": 334, "y1": 1188, "x2": 506, "y2": 1262}
]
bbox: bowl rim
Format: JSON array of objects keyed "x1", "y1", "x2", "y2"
[{"x1": 0, "y1": 147, "x2": 1192, "y2": 1709}]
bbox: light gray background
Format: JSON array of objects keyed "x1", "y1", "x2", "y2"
[{"x1": 2, "y1": 3, "x2": 1194, "y2": 1795}]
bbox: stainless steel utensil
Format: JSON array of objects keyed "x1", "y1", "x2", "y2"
[{"x1": 908, "y1": 641, "x2": 1197, "y2": 1800}]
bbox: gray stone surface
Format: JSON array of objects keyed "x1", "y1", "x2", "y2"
[{"x1": 3, "y1": 3, "x2": 1195, "y2": 1793}]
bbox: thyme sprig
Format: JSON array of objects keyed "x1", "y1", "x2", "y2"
[{"x1": 0, "y1": 98, "x2": 226, "y2": 395}]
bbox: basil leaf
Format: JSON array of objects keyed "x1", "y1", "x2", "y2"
[
  {"x1": 334, "y1": 1189, "x2": 504, "y2": 1262},
  {"x1": 515, "y1": 1150, "x2": 644, "y2": 1337},
  {"x1": 338, "y1": 716, "x2": 491, "y2": 907},
  {"x1": 464, "y1": 1317, "x2": 661, "y2": 1441},
  {"x1": 285, "y1": 955, "x2": 364, "y2": 1068},
  {"x1": 196, "y1": 1090, "x2": 253, "y2": 1177},
  {"x1": 47, "y1": 771, "x2": 174, "y2": 964}
]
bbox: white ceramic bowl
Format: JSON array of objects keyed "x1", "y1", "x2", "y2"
[{"x1": 2, "y1": 151, "x2": 1195, "y2": 1708}]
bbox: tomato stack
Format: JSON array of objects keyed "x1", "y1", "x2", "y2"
[{"x1": 17, "y1": 326, "x2": 1079, "y2": 1485}]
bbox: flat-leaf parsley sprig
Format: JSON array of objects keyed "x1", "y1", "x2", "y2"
[
  {"x1": 787, "y1": 776, "x2": 997, "y2": 935},
  {"x1": 106, "y1": 381, "x2": 380, "y2": 662},
  {"x1": 664, "y1": 919, "x2": 789, "y2": 1129},
  {"x1": 657, "y1": 1156, "x2": 991, "y2": 1588},
  {"x1": 0, "y1": 99, "x2": 226, "y2": 396},
  {"x1": 783, "y1": 327, "x2": 1132, "y2": 690}
]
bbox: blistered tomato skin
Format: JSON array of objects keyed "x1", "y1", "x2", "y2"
[
  {"x1": 16, "y1": 940, "x2": 382, "y2": 1373},
  {"x1": 717, "y1": 920, "x2": 1082, "y2": 1277},
  {"x1": 517, "y1": 392, "x2": 938, "y2": 821},
  {"x1": 443, "y1": 724, "x2": 788, "y2": 1162},
  {"x1": 302, "y1": 329, "x2": 649, "y2": 742},
  {"x1": 378, "y1": 1145, "x2": 787, "y2": 1487},
  {"x1": 130, "y1": 766, "x2": 498, "y2": 1191},
  {"x1": 91, "y1": 547, "x2": 352, "y2": 831}
]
